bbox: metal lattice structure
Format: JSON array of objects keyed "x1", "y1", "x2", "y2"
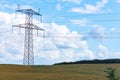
[{"x1": 12, "y1": 5, "x2": 44, "y2": 65}]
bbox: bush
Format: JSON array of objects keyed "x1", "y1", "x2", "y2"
[{"x1": 104, "y1": 67, "x2": 119, "y2": 80}]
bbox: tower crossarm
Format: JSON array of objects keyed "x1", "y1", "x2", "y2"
[
  {"x1": 16, "y1": 9, "x2": 42, "y2": 16},
  {"x1": 31, "y1": 24, "x2": 44, "y2": 31},
  {"x1": 12, "y1": 24, "x2": 27, "y2": 28},
  {"x1": 12, "y1": 24, "x2": 44, "y2": 31}
]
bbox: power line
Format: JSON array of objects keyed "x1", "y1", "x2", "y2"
[
  {"x1": 43, "y1": 18, "x2": 120, "y2": 24},
  {"x1": 44, "y1": 12, "x2": 120, "y2": 19},
  {"x1": 33, "y1": 35, "x2": 120, "y2": 39},
  {"x1": 0, "y1": 31, "x2": 120, "y2": 40},
  {"x1": 93, "y1": 19, "x2": 120, "y2": 22}
]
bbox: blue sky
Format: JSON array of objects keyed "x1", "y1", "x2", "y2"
[{"x1": 0, "y1": 0, "x2": 120, "y2": 65}]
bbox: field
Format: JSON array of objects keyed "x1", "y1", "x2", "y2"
[{"x1": 0, "y1": 64, "x2": 120, "y2": 80}]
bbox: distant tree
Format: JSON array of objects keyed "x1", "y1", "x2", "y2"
[{"x1": 104, "y1": 67, "x2": 119, "y2": 80}]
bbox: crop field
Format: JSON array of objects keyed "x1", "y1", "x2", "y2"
[{"x1": 0, "y1": 64, "x2": 120, "y2": 80}]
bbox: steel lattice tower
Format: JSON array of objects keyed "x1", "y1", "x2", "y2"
[{"x1": 13, "y1": 6, "x2": 44, "y2": 65}]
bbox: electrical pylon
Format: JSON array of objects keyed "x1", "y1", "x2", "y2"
[{"x1": 12, "y1": 5, "x2": 44, "y2": 65}]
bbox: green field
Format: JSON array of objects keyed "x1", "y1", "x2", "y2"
[{"x1": 0, "y1": 64, "x2": 120, "y2": 80}]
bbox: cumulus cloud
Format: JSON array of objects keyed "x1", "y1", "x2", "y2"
[
  {"x1": 110, "y1": 27, "x2": 117, "y2": 32},
  {"x1": 97, "y1": 44, "x2": 108, "y2": 59},
  {"x1": 71, "y1": 0, "x2": 108, "y2": 14},
  {"x1": 74, "y1": 41, "x2": 95, "y2": 60},
  {"x1": 96, "y1": 44, "x2": 120, "y2": 59},
  {"x1": 116, "y1": 0, "x2": 120, "y2": 3},
  {"x1": 33, "y1": 22, "x2": 91, "y2": 63},
  {"x1": 88, "y1": 25, "x2": 105, "y2": 39},
  {"x1": 1, "y1": 11, "x2": 119, "y2": 64},
  {"x1": 0, "y1": 11, "x2": 95, "y2": 64}
]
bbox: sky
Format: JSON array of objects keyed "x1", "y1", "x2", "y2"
[{"x1": 0, "y1": 0, "x2": 120, "y2": 65}]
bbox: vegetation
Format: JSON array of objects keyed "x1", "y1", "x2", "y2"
[
  {"x1": 55, "y1": 59, "x2": 120, "y2": 65},
  {"x1": 104, "y1": 67, "x2": 119, "y2": 80},
  {"x1": 0, "y1": 64, "x2": 120, "y2": 80}
]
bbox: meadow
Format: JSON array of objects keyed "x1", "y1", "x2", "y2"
[{"x1": 0, "y1": 64, "x2": 120, "y2": 80}]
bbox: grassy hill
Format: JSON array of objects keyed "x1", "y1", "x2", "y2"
[{"x1": 0, "y1": 64, "x2": 120, "y2": 80}]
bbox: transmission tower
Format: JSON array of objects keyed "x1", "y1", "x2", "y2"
[{"x1": 12, "y1": 5, "x2": 44, "y2": 65}]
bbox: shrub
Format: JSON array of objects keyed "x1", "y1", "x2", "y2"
[{"x1": 104, "y1": 67, "x2": 119, "y2": 80}]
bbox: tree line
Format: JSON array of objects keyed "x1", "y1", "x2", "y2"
[{"x1": 55, "y1": 59, "x2": 120, "y2": 65}]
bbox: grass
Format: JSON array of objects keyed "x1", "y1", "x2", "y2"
[{"x1": 0, "y1": 64, "x2": 120, "y2": 80}]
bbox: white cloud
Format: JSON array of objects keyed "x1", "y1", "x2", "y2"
[
  {"x1": 75, "y1": 41, "x2": 95, "y2": 60},
  {"x1": 112, "y1": 52, "x2": 120, "y2": 58},
  {"x1": 116, "y1": 0, "x2": 120, "y2": 3},
  {"x1": 0, "y1": 11, "x2": 95, "y2": 64},
  {"x1": 88, "y1": 25, "x2": 105, "y2": 39},
  {"x1": 97, "y1": 44, "x2": 120, "y2": 59},
  {"x1": 60, "y1": 0, "x2": 82, "y2": 4},
  {"x1": 0, "y1": 12, "x2": 30, "y2": 63},
  {"x1": 33, "y1": 22, "x2": 90, "y2": 63},
  {"x1": 56, "y1": 3, "x2": 62, "y2": 11},
  {"x1": 1, "y1": 10, "x2": 120, "y2": 64},
  {"x1": 97, "y1": 44, "x2": 108, "y2": 59},
  {"x1": 2, "y1": 10, "x2": 120, "y2": 65},
  {"x1": 110, "y1": 27, "x2": 117, "y2": 32},
  {"x1": 70, "y1": 19, "x2": 89, "y2": 27},
  {"x1": 58, "y1": 50, "x2": 74, "y2": 62},
  {"x1": 71, "y1": 0, "x2": 108, "y2": 14}
]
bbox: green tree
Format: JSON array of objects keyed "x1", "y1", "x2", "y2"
[{"x1": 104, "y1": 67, "x2": 119, "y2": 80}]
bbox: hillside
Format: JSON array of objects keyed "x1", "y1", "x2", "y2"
[
  {"x1": 54, "y1": 59, "x2": 120, "y2": 65},
  {"x1": 0, "y1": 64, "x2": 120, "y2": 80}
]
